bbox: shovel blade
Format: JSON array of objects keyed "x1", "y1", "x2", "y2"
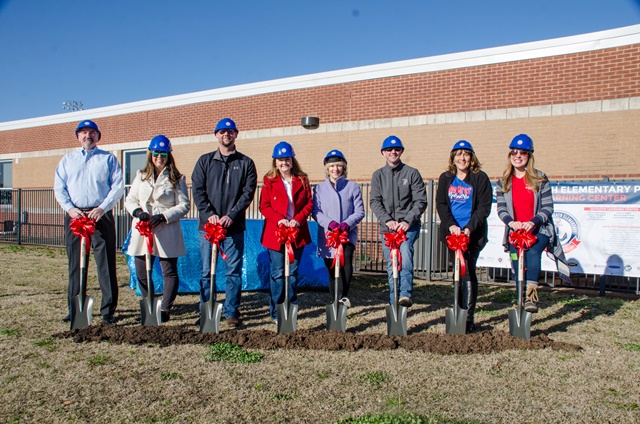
[
  {"x1": 140, "y1": 297, "x2": 162, "y2": 326},
  {"x1": 276, "y1": 302, "x2": 298, "y2": 334},
  {"x1": 325, "y1": 302, "x2": 348, "y2": 332},
  {"x1": 445, "y1": 307, "x2": 468, "y2": 335},
  {"x1": 199, "y1": 300, "x2": 223, "y2": 334},
  {"x1": 385, "y1": 304, "x2": 407, "y2": 336},
  {"x1": 508, "y1": 307, "x2": 532, "y2": 340},
  {"x1": 70, "y1": 295, "x2": 94, "y2": 330}
]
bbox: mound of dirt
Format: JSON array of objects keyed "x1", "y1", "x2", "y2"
[{"x1": 54, "y1": 324, "x2": 581, "y2": 354}]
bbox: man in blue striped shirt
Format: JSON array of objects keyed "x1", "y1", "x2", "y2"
[{"x1": 54, "y1": 120, "x2": 124, "y2": 324}]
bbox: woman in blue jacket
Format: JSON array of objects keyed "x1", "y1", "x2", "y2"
[
  {"x1": 436, "y1": 140, "x2": 492, "y2": 332},
  {"x1": 312, "y1": 150, "x2": 365, "y2": 308}
]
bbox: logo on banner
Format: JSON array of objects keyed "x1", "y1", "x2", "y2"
[{"x1": 554, "y1": 211, "x2": 581, "y2": 253}]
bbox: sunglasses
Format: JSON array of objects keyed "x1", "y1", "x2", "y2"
[
  {"x1": 383, "y1": 147, "x2": 403, "y2": 153},
  {"x1": 152, "y1": 151, "x2": 168, "y2": 158},
  {"x1": 218, "y1": 129, "x2": 236, "y2": 135},
  {"x1": 510, "y1": 149, "x2": 530, "y2": 156}
]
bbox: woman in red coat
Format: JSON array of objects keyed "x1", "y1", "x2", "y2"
[{"x1": 259, "y1": 141, "x2": 313, "y2": 322}]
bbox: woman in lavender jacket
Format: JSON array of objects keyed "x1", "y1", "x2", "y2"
[{"x1": 312, "y1": 150, "x2": 365, "y2": 308}]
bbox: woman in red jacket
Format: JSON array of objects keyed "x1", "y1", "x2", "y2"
[{"x1": 259, "y1": 141, "x2": 313, "y2": 322}]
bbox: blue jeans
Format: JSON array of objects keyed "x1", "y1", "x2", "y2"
[
  {"x1": 509, "y1": 232, "x2": 549, "y2": 287},
  {"x1": 381, "y1": 224, "x2": 420, "y2": 304},
  {"x1": 198, "y1": 230, "x2": 244, "y2": 319},
  {"x1": 268, "y1": 246, "x2": 303, "y2": 320}
]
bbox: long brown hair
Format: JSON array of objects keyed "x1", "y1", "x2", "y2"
[
  {"x1": 500, "y1": 151, "x2": 545, "y2": 192},
  {"x1": 447, "y1": 149, "x2": 482, "y2": 174},
  {"x1": 264, "y1": 157, "x2": 308, "y2": 179},
  {"x1": 140, "y1": 151, "x2": 183, "y2": 187}
]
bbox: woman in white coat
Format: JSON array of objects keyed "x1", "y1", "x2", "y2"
[{"x1": 125, "y1": 135, "x2": 189, "y2": 322}]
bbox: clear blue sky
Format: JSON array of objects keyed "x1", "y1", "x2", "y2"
[{"x1": 1, "y1": 0, "x2": 639, "y2": 123}]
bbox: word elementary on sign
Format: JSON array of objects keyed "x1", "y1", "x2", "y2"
[{"x1": 551, "y1": 184, "x2": 640, "y2": 203}]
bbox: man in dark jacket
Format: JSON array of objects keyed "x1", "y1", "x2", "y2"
[
  {"x1": 370, "y1": 135, "x2": 427, "y2": 307},
  {"x1": 191, "y1": 118, "x2": 257, "y2": 327}
]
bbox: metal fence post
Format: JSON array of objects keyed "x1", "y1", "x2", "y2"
[
  {"x1": 424, "y1": 180, "x2": 434, "y2": 281},
  {"x1": 16, "y1": 189, "x2": 22, "y2": 245}
]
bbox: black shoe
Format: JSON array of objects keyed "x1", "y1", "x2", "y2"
[
  {"x1": 466, "y1": 322, "x2": 476, "y2": 333},
  {"x1": 102, "y1": 315, "x2": 116, "y2": 324},
  {"x1": 398, "y1": 296, "x2": 413, "y2": 307},
  {"x1": 194, "y1": 318, "x2": 201, "y2": 326},
  {"x1": 161, "y1": 310, "x2": 170, "y2": 323},
  {"x1": 61, "y1": 314, "x2": 71, "y2": 323}
]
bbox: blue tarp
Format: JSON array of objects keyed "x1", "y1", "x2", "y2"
[{"x1": 123, "y1": 219, "x2": 329, "y2": 295}]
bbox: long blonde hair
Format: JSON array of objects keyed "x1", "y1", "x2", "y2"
[
  {"x1": 140, "y1": 151, "x2": 183, "y2": 188},
  {"x1": 500, "y1": 151, "x2": 545, "y2": 192},
  {"x1": 264, "y1": 157, "x2": 308, "y2": 179},
  {"x1": 447, "y1": 149, "x2": 482, "y2": 174}
]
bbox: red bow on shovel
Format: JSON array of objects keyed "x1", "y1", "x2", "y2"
[
  {"x1": 446, "y1": 233, "x2": 470, "y2": 277},
  {"x1": 276, "y1": 224, "x2": 299, "y2": 264},
  {"x1": 203, "y1": 222, "x2": 228, "y2": 260},
  {"x1": 509, "y1": 229, "x2": 537, "y2": 255},
  {"x1": 326, "y1": 228, "x2": 350, "y2": 269},
  {"x1": 70, "y1": 216, "x2": 95, "y2": 255},
  {"x1": 135, "y1": 220, "x2": 154, "y2": 255},
  {"x1": 383, "y1": 229, "x2": 407, "y2": 270}
]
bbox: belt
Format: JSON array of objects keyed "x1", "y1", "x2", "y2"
[{"x1": 79, "y1": 207, "x2": 99, "y2": 212}]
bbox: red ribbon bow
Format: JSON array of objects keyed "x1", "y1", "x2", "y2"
[
  {"x1": 70, "y1": 216, "x2": 95, "y2": 255},
  {"x1": 203, "y1": 222, "x2": 228, "y2": 261},
  {"x1": 135, "y1": 220, "x2": 154, "y2": 254},
  {"x1": 383, "y1": 229, "x2": 407, "y2": 270},
  {"x1": 446, "y1": 233, "x2": 470, "y2": 277},
  {"x1": 509, "y1": 229, "x2": 537, "y2": 255},
  {"x1": 276, "y1": 224, "x2": 299, "y2": 264},
  {"x1": 326, "y1": 228, "x2": 350, "y2": 269}
]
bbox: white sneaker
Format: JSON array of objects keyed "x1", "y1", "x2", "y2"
[{"x1": 339, "y1": 297, "x2": 351, "y2": 308}]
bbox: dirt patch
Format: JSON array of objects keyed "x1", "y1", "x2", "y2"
[{"x1": 55, "y1": 324, "x2": 581, "y2": 354}]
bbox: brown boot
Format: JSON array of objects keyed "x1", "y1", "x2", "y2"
[{"x1": 524, "y1": 285, "x2": 539, "y2": 313}]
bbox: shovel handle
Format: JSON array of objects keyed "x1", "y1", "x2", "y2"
[
  {"x1": 453, "y1": 250, "x2": 460, "y2": 283},
  {"x1": 517, "y1": 249, "x2": 525, "y2": 308},
  {"x1": 210, "y1": 243, "x2": 218, "y2": 278},
  {"x1": 391, "y1": 249, "x2": 398, "y2": 279},
  {"x1": 80, "y1": 237, "x2": 87, "y2": 269}
]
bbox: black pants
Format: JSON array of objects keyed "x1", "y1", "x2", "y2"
[
  {"x1": 64, "y1": 211, "x2": 118, "y2": 317},
  {"x1": 323, "y1": 242, "x2": 355, "y2": 301},
  {"x1": 455, "y1": 247, "x2": 480, "y2": 324},
  {"x1": 134, "y1": 255, "x2": 179, "y2": 312}
]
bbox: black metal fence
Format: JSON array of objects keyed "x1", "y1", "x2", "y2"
[{"x1": 1, "y1": 184, "x2": 637, "y2": 295}]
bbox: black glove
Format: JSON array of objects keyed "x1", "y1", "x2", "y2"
[
  {"x1": 149, "y1": 214, "x2": 166, "y2": 227},
  {"x1": 133, "y1": 209, "x2": 150, "y2": 222}
]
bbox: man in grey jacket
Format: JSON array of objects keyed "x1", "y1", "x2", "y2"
[
  {"x1": 191, "y1": 118, "x2": 257, "y2": 328},
  {"x1": 370, "y1": 135, "x2": 427, "y2": 307}
]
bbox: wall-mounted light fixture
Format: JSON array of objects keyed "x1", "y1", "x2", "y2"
[{"x1": 301, "y1": 116, "x2": 320, "y2": 130}]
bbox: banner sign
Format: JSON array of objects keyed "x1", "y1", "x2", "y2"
[{"x1": 477, "y1": 181, "x2": 640, "y2": 278}]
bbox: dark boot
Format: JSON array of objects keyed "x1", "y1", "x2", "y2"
[{"x1": 463, "y1": 279, "x2": 478, "y2": 330}]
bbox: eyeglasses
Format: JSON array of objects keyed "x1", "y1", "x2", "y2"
[
  {"x1": 218, "y1": 129, "x2": 236, "y2": 135},
  {"x1": 152, "y1": 151, "x2": 168, "y2": 158},
  {"x1": 510, "y1": 149, "x2": 530, "y2": 156},
  {"x1": 383, "y1": 147, "x2": 403, "y2": 153}
]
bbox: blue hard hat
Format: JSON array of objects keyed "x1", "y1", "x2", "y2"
[
  {"x1": 148, "y1": 135, "x2": 172, "y2": 152},
  {"x1": 75, "y1": 120, "x2": 101, "y2": 140},
  {"x1": 324, "y1": 149, "x2": 346, "y2": 165},
  {"x1": 381, "y1": 135, "x2": 404, "y2": 150},
  {"x1": 509, "y1": 134, "x2": 534, "y2": 152},
  {"x1": 452, "y1": 140, "x2": 474, "y2": 153},
  {"x1": 214, "y1": 118, "x2": 238, "y2": 134},
  {"x1": 272, "y1": 141, "x2": 295, "y2": 159}
]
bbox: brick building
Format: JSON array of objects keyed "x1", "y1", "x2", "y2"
[{"x1": 1, "y1": 24, "x2": 639, "y2": 190}]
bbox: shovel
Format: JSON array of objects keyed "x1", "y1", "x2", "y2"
[
  {"x1": 70, "y1": 237, "x2": 94, "y2": 330},
  {"x1": 140, "y1": 233, "x2": 161, "y2": 326},
  {"x1": 385, "y1": 249, "x2": 407, "y2": 336},
  {"x1": 508, "y1": 249, "x2": 532, "y2": 340},
  {"x1": 326, "y1": 256, "x2": 347, "y2": 332},
  {"x1": 200, "y1": 243, "x2": 223, "y2": 334},
  {"x1": 277, "y1": 249, "x2": 298, "y2": 334},
  {"x1": 445, "y1": 249, "x2": 468, "y2": 334}
]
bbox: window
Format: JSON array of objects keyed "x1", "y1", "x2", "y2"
[
  {"x1": 0, "y1": 161, "x2": 12, "y2": 205},
  {"x1": 123, "y1": 150, "x2": 147, "y2": 185}
]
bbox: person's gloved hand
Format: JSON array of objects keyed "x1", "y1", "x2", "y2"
[
  {"x1": 133, "y1": 209, "x2": 150, "y2": 222},
  {"x1": 338, "y1": 222, "x2": 350, "y2": 232},
  {"x1": 149, "y1": 214, "x2": 166, "y2": 227},
  {"x1": 328, "y1": 221, "x2": 339, "y2": 231}
]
